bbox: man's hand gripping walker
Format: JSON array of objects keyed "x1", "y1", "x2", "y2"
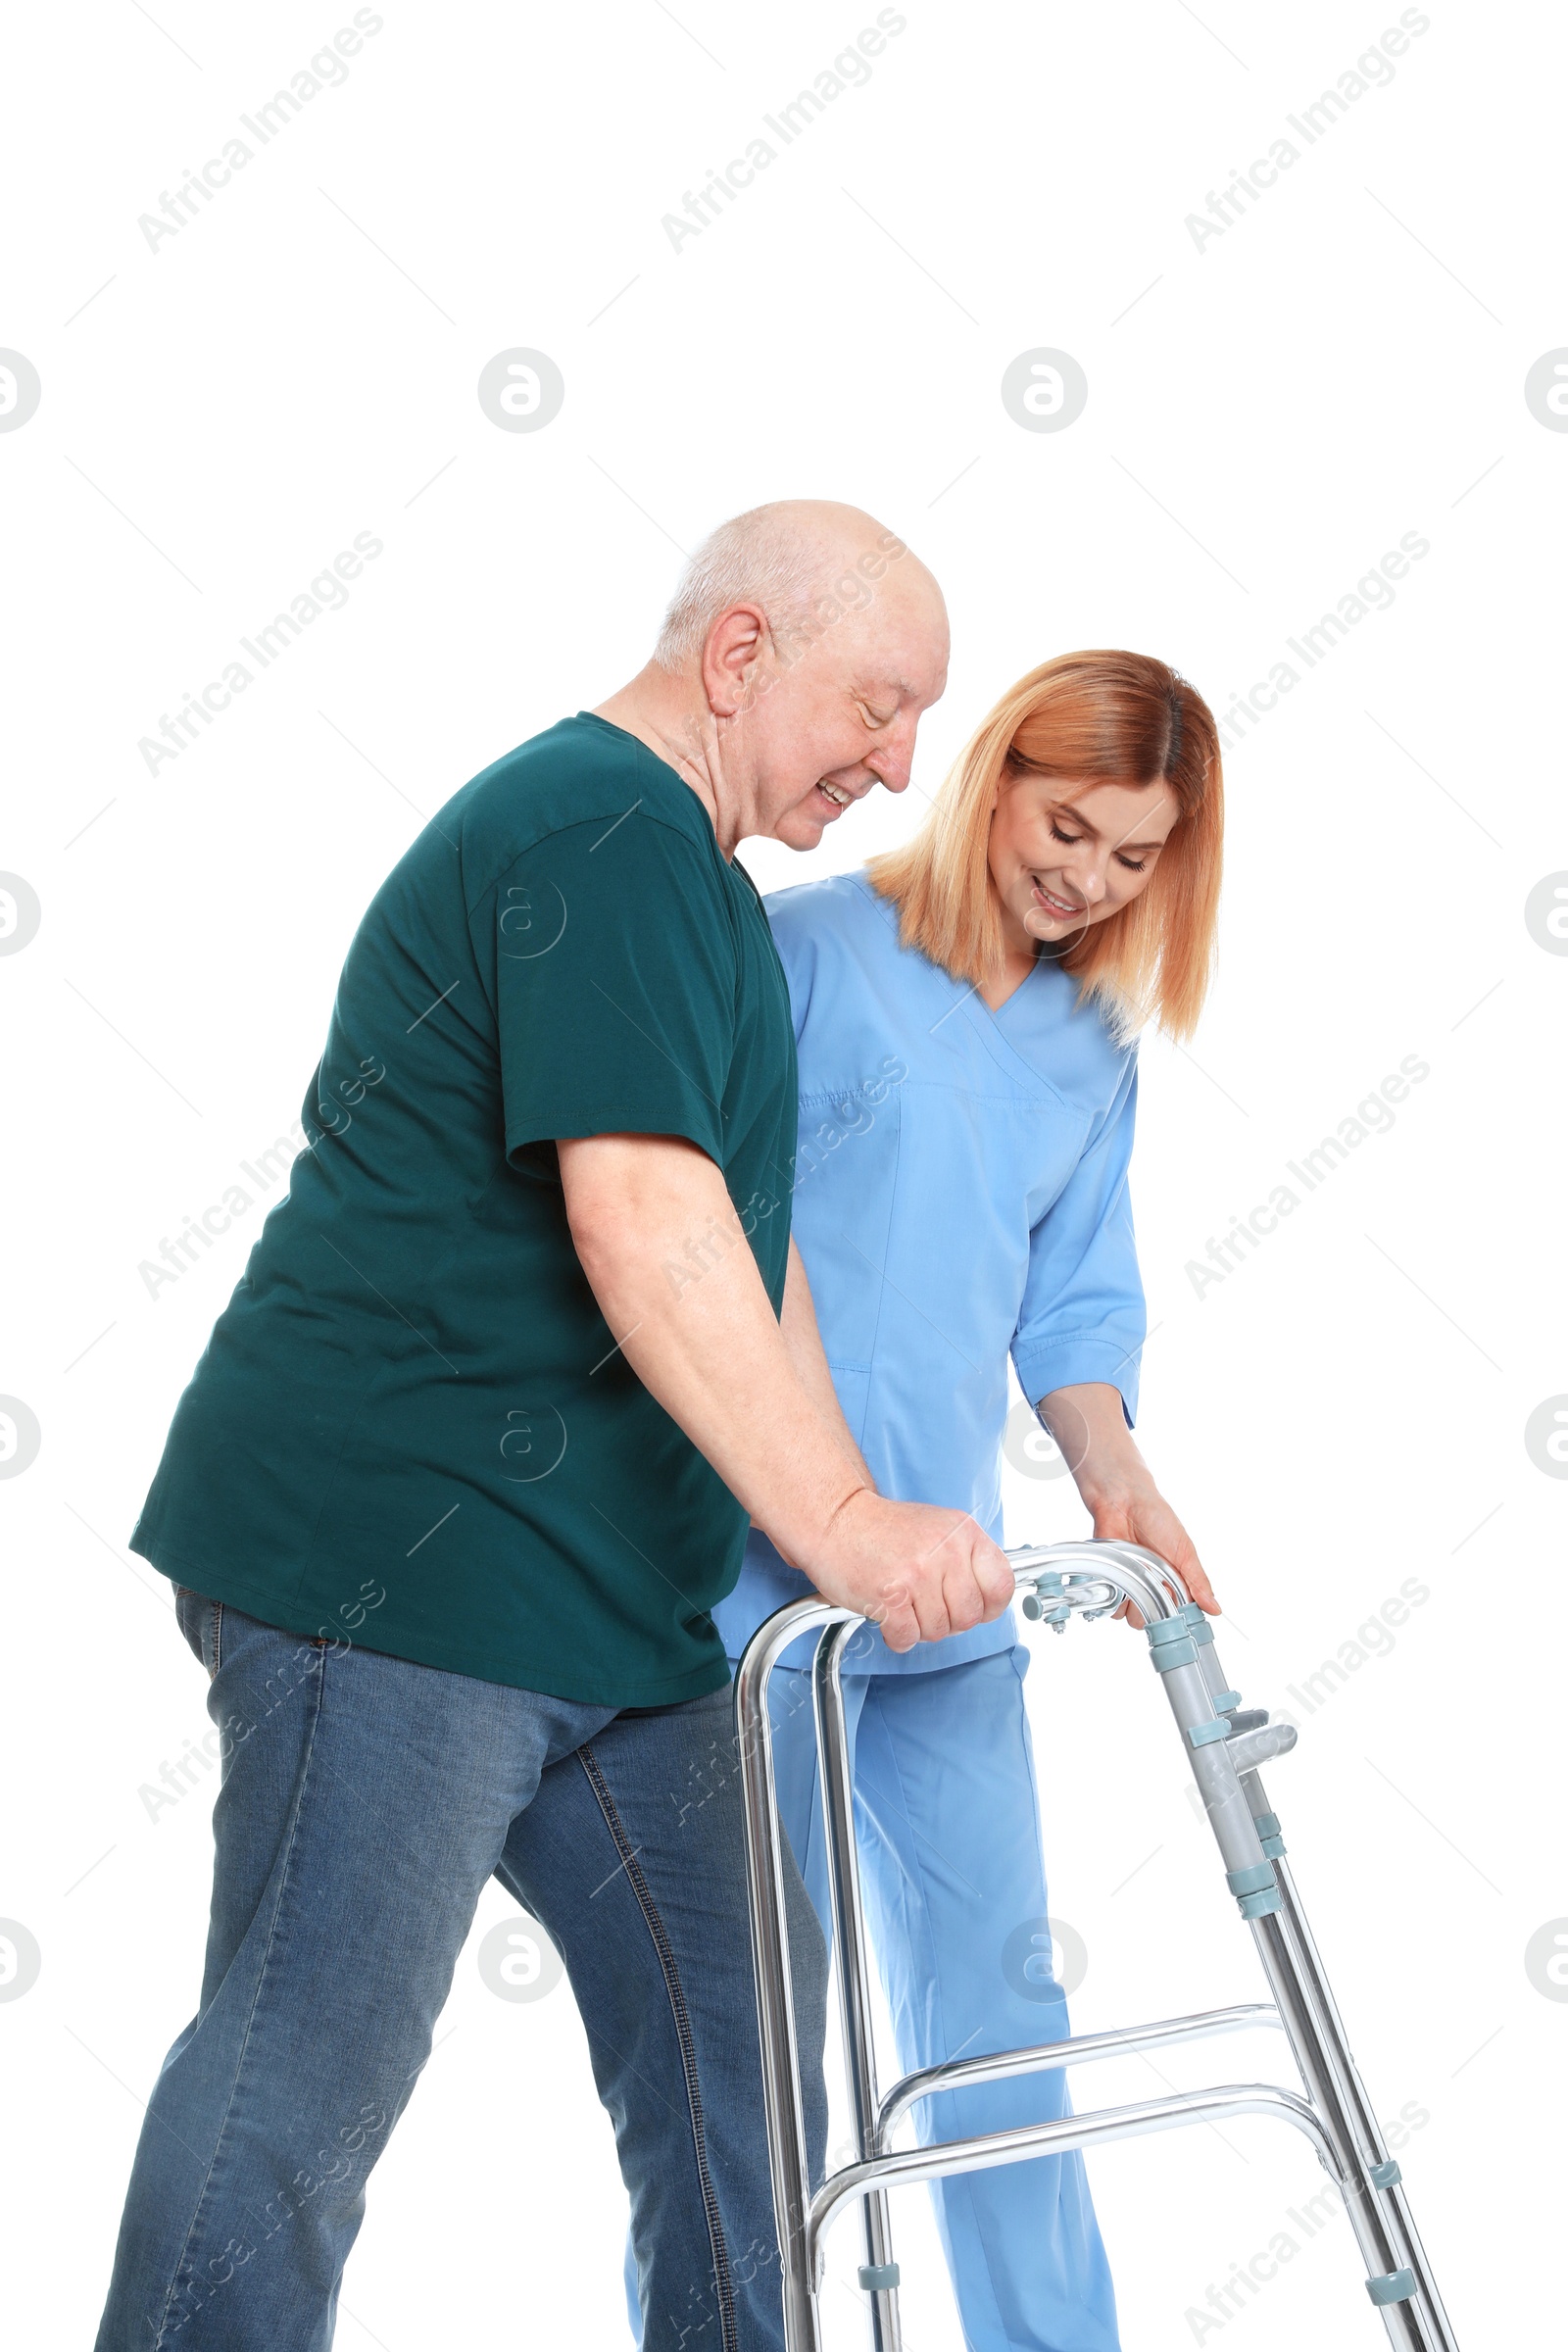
[{"x1": 735, "y1": 1540, "x2": 1460, "y2": 2352}]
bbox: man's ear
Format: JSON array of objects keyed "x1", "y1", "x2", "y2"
[{"x1": 702, "y1": 605, "x2": 768, "y2": 717}]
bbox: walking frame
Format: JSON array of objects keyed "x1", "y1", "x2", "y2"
[{"x1": 735, "y1": 1541, "x2": 1459, "y2": 2350}]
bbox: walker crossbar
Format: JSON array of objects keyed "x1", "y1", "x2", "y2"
[
  {"x1": 876, "y1": 2001, "x2": 1281, "y2": 2142},
  {"x1": 734, "y1": 1540, "x2": 1460, "y2": 2352},
  {"x1": 809, "y1": 2082, "x2": 1339, "y2": 2268}
]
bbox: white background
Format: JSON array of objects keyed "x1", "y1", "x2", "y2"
[{"x1": 2, "y1": 1, "x2": 1564, "y2": 2346}]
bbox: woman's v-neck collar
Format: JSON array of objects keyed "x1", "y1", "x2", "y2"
[
  {"x1": 935, "y1": 959, "x2": 1077, "y2": 1110},
  {"x1": 977, "y1": 956, "x2": 1045, "y2": 1026},
  {"x1": 980, "y1": 935, "x2": 1075, "y2": 1027}
]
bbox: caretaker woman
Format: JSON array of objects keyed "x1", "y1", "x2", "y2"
[{"x1": 713, "y1": 649, "x2": 1225, "y2": 2352}]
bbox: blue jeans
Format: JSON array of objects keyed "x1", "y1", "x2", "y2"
[{"x1": 94, "y1": 1591, "x2": 827, "y2": 2352}]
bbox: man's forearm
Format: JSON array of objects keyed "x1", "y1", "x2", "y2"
[{"x1": 561, "y1": 1134, "x2": 868, "y2": 1567}]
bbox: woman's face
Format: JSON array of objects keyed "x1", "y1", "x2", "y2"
[{"x1": 987, "y1": 764, "x2": 1179, "y2": 954}]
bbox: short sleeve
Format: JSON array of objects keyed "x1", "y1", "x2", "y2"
[
  {"x1": 764, "y1": 874, "x2": 896, "y2": 1047},
  {"x1": 1009, "y1": 1054, "x2": 1146, "y2": 1427},
  {"x1": 483, "y1": 810, "x2": 737, "y2": 1172},
  {"x1": 761, "y1": 885, "x2": 820, "y2": 1045}
]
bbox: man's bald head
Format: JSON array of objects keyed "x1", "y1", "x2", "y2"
[
  {"x1": 596, "y1": 498, "x2": 948, "y2": 857},
  {"x1": 653, "y1": 499, "x2": 941, "y2": 677}
]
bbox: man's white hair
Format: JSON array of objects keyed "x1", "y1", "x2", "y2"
[{"x1": 652, "y1": 504, "x2": 826, "y2": 672}]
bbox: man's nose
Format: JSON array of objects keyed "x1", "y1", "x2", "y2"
[{"x1": 865, "y1": 718, "x2": 919, "y2": 795}]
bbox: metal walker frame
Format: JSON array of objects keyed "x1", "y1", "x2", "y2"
[{"x1": 735, "y1": 1540, "x2": 1459, "y2": 2351}]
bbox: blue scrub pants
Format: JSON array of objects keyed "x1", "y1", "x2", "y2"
[{"x1": 626, "y1": 1644, "x2": 1120, "y2": 2352}]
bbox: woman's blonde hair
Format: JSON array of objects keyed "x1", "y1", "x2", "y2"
[{"x1": 866, "y1": 650, "x2": 1223, "y2": 1043}]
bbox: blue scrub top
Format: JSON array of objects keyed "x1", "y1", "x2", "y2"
[{"x1": 712, "y1": 869, "x2": 1147, "y2": 1674}]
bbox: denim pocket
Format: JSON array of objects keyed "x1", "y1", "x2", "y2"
[{"x1": 173, "y1": 1586, "x2": 222, "y2": 1680}]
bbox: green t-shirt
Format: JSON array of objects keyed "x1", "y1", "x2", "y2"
[{"x1": 130, "y1": 713, "x2": 798, "y2": 1705}]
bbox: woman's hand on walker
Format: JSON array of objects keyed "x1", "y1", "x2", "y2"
[
  {"x1": 1088, "y1": 1481, "x2": 1217, "y2": 1630},
  {"x1": 1033, "y1": 1381, "x2": 1219, "y2": 1630}
]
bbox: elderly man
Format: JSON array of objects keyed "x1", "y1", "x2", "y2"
[{"x1": 95, "y1": 501, "x2": 1014, "y2": 2351}]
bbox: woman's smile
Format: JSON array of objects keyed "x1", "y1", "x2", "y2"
[{"x1": 1029, "y1": 877, "x2": 1083, "y2": 918}]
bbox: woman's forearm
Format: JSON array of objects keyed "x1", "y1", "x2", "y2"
[
  {"x1": 1035, "y1": 1381, "x2": 1146, "y2": 1506},
  {"x1": 1035, "y1": 1379, "x2": 1219, "y2": 1614}
]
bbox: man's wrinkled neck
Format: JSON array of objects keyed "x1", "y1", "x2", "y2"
[{"x1": 593, "y1": 670, "x2": 746, "y2": 858}]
